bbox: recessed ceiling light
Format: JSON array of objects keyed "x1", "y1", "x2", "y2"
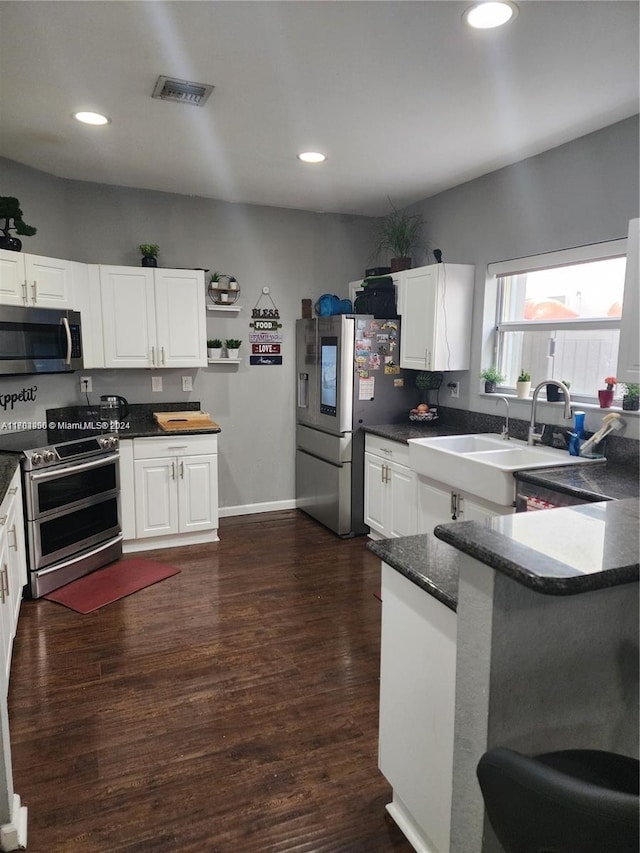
[
  {"x1": 298, "y1": 151, "x2": 326, "y2": 164},
  {"x1": 73, "y1": 111, "x2": 111, "y2": 126},
  {"x1": 463, "y1": 1, "x2": 518, "y2": 29}
]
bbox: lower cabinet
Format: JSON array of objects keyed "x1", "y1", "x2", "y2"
[
  {"x1": 0, "y1": 469, "x2": 27, "y2": 691},
  {"x1": 119, "y1": 435, "x2": 219, "y2": 552},
  {"x1": 364, "y1": 435, "x2": 417, "y2": 540},
  {"x1": 417, "y1": 474, "x2": 514, "y2": 534},
  {"x1": 379, "y1": 563, "x2": 457, "y2": 853}
]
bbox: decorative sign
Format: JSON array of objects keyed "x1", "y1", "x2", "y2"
[
  {"x1": 249, "y1": 331, "x2": 283, "y2": 344},
  {"x1": 249, "y1": 319, "x2": 281, "y2": 331},
  {"x1": 0, "y1": 384, "x2": 37, "y2": 411},
  {"x1": 251, "y1": 343, "x2": 281, "y2": 355},
  {"x1": 250, "y1": 356, "x2": 283, "y2": 366}
]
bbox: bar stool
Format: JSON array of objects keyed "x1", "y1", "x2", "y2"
[{"x1": 476, "y1": 746, "x2": 639, "y2": 853}]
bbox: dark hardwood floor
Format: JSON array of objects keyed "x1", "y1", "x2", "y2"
[{"x1": 9, "y1": 510, "x2": 414, "y2": 852}]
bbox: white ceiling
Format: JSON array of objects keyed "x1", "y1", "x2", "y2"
[{"x1": 0, "y1": 1, "x2": 638, "y2": 217}]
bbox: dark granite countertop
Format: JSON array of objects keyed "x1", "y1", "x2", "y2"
[
  {"x1": 434, "y1": 497, "x2": 639, "y2": 595},
  {"x1": 48, "y1": 402, "x2": 222, "y2": 440},
  {"x1": 0, "y1": 455, "x2": 20, "y2": 504},
  {"x1": 367, "y1": 535, "x2": 460, "y2": 612},
  {"x1": 515, "y1": 463, "x2": 639, "y2": 502},
  {"x1": 362, "y1": 422, "x2": 464, "y2": 443}
]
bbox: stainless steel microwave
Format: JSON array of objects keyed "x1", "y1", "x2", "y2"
[{"x1": 0, "y1": 305, "x2": 83, "y2": 375}]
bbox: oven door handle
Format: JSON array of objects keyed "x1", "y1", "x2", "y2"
[
  {"x1": 35, "y1": 533, "x2": 124, "y2": 576},
  {"x1": 29, "y1": 453, "x2": 120, "y2": 481},
  {"x1": 61, "y1": 316, "x2": 73, "y2": 365}
]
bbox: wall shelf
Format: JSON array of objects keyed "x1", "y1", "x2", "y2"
[
  {"x1": 207, "y1": 358, "x2": 242, "y2": 365},
  {"x1": 207, "y1": 304, "x2": 242, "y2": 314}
]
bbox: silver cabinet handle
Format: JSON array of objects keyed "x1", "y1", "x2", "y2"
[
  {"x1": 151, "y1": 346, "x2": 156, "y2": 367},
  {"x1": 0, "y1": 565, "x2": 8, "y2": 603},
  {"x1": 171, "y1": 461, "x2": 176, "y2": 480},
  {"x1": 451, "y1": 492, "x2": 458, "y2": 520},
  {"x1": 8, "y1": 525, "x2": 17, "y2": 551},
  {"x1": 179, "y1": 460, "x2": 184, "y2": 479},
  {"x1": 8, "y1": 487, "x2": 17, "y2": 496},
  {"x1": 32, "y1": 280, "x2": 37, "y2": 302},
  {"x1": 21, "y1": 281, "x2": 28, "y2": 303},
  {"x1": 161, "y1": 346, "x2": 166, "y2": 366},
  {"x1": 0, "y1": 515, "x2": 6, "y2": 526}
]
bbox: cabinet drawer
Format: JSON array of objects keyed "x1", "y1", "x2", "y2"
[
  {"x1": 365, "y1": 434, "x2": 410, "y2": 467},
  {"x1": 133, "y1": 434, "x2": 218, "y2": 460}
]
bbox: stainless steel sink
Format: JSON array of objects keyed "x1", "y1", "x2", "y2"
[{"x1": 408, "y1": 434, "x2": 605, "y2": 505}]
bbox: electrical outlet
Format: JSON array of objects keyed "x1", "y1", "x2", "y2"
[
  {"x1": 80, "y1": 376, "x2": 92, "y2": 393},
  {"x1": 151, "y1": 375, "x2": 163, "y2": 392},
  {"x1": 182, "y1": 375, "x2": 193, "y2": 392},
  {"x1": 449, "y1": 381, "x2": 460, "y2": 398}
]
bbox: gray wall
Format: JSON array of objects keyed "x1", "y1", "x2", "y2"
[{"x1": 1, "y1": 115, "x2": 638, "y2": 510}]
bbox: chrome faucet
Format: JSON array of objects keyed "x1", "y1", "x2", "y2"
[
  {"x1": 528, "y1": 380, "x2": 572, "y2": 445},
  {"x1": 496, "y1": 396, "x2": 510, "y2": 440}
]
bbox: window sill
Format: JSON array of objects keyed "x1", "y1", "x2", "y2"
[{"x1": 479, "y1": 393, "x2": 639, "y2": 416}]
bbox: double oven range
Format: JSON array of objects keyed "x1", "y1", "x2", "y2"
[{"x1": 0, "y1": 427, "x2": 122, "y2": 598}]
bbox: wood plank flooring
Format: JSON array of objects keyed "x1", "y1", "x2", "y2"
[{"x1": 8, "y1": 510, "x2": 414, "y2": 852}]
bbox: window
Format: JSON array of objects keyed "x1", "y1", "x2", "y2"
[{"x1": 489, "y1": 239, "x2": 627, "y2": 400}]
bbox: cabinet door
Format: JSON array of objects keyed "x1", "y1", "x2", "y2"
[
  {"x1": 387, "y1": 463, "x2": 417, "y2": 538},
  {"x1": 72, "y1": 263, "x2": 105, "y2": 368},
  {"x1": 0, "y1": 535, "x2": 11, "y2": 692},
  {"x1": 398, "y1": 267, "x2": 438, "y2": 370},
  {"x1": 461, "y1": 493, "x2": 512, "y2": 523},
  {"x1": 154, "y1": 269, "x2": 207, "y2": 367},
  {"x1": 134, "y1": 458, "x2": 179, "y2": 538},
  {"x1": 101, "y1": 266, "x2": 156, "y2": 368},
  {"x1": 364, "y1": 452, "x2": 387, "y2": 537},
  {"x1": 5, "y1": 480, "x2": 26, "y2": 634},
  {"x1": 178, "y1": 454, "x2": 218, "y2": 533},
  {"x1": 417, "y1": 477, "x2": 454, "y2": 534},
  {"x1": 24, "y1": 254, "x2": 73, "y2": 308},
  {"x1": 617, "y1": 218, "x2": 640, "y2": 385},
  {"x1": 0, "y1": 250, "x2": 27, "y2": 305}
]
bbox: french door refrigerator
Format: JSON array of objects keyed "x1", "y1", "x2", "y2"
[{"x1": 295, "y1": 314, "x2": 414, "y2": 536}]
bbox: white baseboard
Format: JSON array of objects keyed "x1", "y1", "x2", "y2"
[
  {"x1": 123, "y1": 529, "x2": 219, "y2": 553},
  {"x1": 218, "y1": 499, "x2": 298, "y2": 518},
  {"x1": 0, "y1": 794, "x2": 27, "y2": 851}
]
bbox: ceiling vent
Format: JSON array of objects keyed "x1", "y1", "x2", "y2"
[{"x1": 152, "y1": 76, "x2": 214, "y2": 107}]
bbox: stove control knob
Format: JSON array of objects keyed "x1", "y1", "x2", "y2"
[
  {"x1": 44, "y1": 450, "x2": 57, "y2": 464},
  {"x1": 30, "y1": 452, "x2": 44, "y2": 467}
]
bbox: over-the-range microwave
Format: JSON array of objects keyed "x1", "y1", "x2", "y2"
[{"x1": 0, "y1": 304, "x2": 83, "y2": 375}]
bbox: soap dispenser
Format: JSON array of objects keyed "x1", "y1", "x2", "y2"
[{"x1": 568, "y1": 410, "x2": 585, "y2": 456}]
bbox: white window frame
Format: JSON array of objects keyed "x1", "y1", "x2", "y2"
[{"x1": 488, "y1": 238, "x2": 627, "y2": 402}]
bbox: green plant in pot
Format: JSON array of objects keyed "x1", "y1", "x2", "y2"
[
  {"x1": 0, "y1": 196, "x2": 37, "y2": 252},
  {"x1": 224, "y1": 339, "x2": 242, "y2": 358},
  {"x1": 516, "y1": 370, "x2": 531, "y2": 398},
  {"x1": 372, "y1": 202, "x2": 425, "y2": 272},
  {"x1": 139, "y1": 243, "x2": 159, "y2": 267},
  {"x1": 480, "y1": 366, "x2": 505, "y2": 393},
  {"x1": 622, "y1": 382, "x2": 640, "y2": 411},
  {"x1": 546, "y1": 379, "x2": 571, "y2": 402},
  {"x1": 207, "y1": 338, "x2": 223, "y2": 359}
]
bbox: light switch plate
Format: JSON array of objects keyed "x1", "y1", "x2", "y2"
[
  {"x1": 182, "y1": 376, "x2": 193, "y2": 392},
  {"x1": 151, "y1": 375, "x2": 163, "y2": 392}
]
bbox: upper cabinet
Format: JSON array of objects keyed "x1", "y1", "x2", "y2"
[
  {"x1": 0, "y1": 249, "x2": 73, "y2": 308},
  {"x1": 616, "y1": 218, "x2": 639, "y2": 385},
  {"x1": 397, "y1": 263, "x2": 475, "y2": 371},
  {"x1": 100, "y1": 266, "x2": 207, "y2": 368}
]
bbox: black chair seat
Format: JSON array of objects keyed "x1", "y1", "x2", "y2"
[{"x1": 477, "y1": 746, "x2": 640, "y2": 853}]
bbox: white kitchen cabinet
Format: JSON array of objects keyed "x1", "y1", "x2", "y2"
[
  {"x1": 616, "y1": 217, "x2": 639, "y2": 385},
  {"x1": 364, "y1": 435, "x2": 417, "y2": 540},
  {"x1": 397, "y1": 263, "x2": 474, "y2": 371},
  {"x1": 417, "y1": 474, "x2": 512, "y2": 534},
  {"x1": 0, "y1": 469, "x2": 27, "y2": 690},
  {"x1": 100, "y1": 266, "x2": 207, "y2": 368},
  {"x1": 0, "y1": 249, "x2": 73, "y2": 308},
  {"x1": 71, "y1": 263, "x2": 105, "y2": 368},
  {"x1": 379, "y1": 562, "x2": 457, "y2": 853},
  {"x1": 122, "y1": 434, "x2": 219, "y2": 552}
]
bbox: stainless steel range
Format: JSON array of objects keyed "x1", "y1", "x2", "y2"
[{"x1": 0, "y1": 429, "x2": 122, "y2": 597}]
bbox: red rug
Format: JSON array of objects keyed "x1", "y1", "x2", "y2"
[{"x1": 43, "y1": 558, "x2": 181, "y2": 614}]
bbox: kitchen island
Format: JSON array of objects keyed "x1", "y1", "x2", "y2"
[{"x1": 369, "y1": 497, "x2": 639, "y2": 853}]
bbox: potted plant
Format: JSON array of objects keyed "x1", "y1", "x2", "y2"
[
  {"x1": 480, "y1": 366, "x2": 505, "y2": 393},
  {"x1": 207, "y1": 338, "x2": 223, "y2": 360},
  {"x1": 598, "y1": 376, "x2": 617, "y2": 408},
  {"x1": 0, "y1": 196, "x2": 37, "y2": 251},
  {"x1": 372, "y1": 202, "x2": 425, "y2": 272},
  {"x1": 516, "y1": 370, "x2": 531, "y2": 398},
  {"x1": 224, "y1": 338, "x2": 242, "y2": 359},
  {"x1": 139, "y1": 243, "x2": 159, "y2": 267},
  {"x1": 547, "y1": 379, "x2": 570, "y2": 402},
  {"x1": 622, "y1": 382, "x2": 640, "y2": 411}
]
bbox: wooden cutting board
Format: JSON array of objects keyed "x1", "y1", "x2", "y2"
[{"x1": 153, "y1": 411, "x2": 220, "y2": 432}]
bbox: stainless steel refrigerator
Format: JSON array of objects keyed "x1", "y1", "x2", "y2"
[{"x1": 295, "y1": 314, "x2": 415, "y2": 536}]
